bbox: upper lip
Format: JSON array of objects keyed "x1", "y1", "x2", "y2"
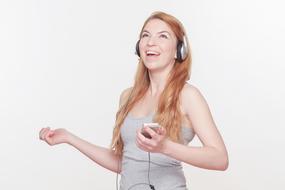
[{"x1": 145, "y1": 50, "x2": 160, "y2": 55}]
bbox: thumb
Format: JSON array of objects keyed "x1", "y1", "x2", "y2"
[
  {"x1": 158, "y1": 127, "x2": 166, "y2": 135},
  {"x1": 48, "y1": 130, "x2": 55, "y2": 137}
]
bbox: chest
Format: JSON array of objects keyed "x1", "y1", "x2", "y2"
[{"x1": 128, "y1": 94, "x2": 193, "y2": 129}]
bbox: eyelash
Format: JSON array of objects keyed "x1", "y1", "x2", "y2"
[
  {"x1": 141, "y1": 33, "x2": 168, "y2": 39},
  {"x1": 141, "y1": 33, "x2": 149, "y2": 38},
  {"x1": 160, "y1": 34, "x2": 168, "y2": 39}
]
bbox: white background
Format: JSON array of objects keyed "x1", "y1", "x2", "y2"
[{"x1": 0, "y1": 0, "x2": 284, "y2": 189}]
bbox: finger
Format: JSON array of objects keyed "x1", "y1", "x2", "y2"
[
  {"x1": 39, "y1": 128, "x2": 45, "y2": 140},
  {"x1": 44, "y1": 129, "x2": 52, "y2": 138},
  {"x1": 136, "y1": 129, "x2": 151, "y2": 144},
  {"x1": 46, "y1": 136, "x2": 54, "y2": 145},
  {"x1": 140, "y1": 132, "x2": 159, "y2": 149},
  {"x1": 137, "y1": 128, "x2": 159, "y2": 150},
  {"x1": 48, "y1": 130, "x2": 55, "y2": 137},
  {"x1": 157, "y1": 127, "x2": 166, "y2": 136},
  {"x1": 44, "y1": 130, "x2": 53, "y2": 142},
  {"x1": 137, "y1": 128, "x2": 149, "y2": 141},
  {"x1": 39, "y1": 127, "x2": 51, "y2": 139},
  {"x1": 143, "y1": 127, "x2": 158, "y2": 139},
  {"x1": 136, "y1": 138, "x2": 145, "y2": 150},
  {"x1": 39, "y1": 128, "x2": 45, "y2": 136},
  {"x1": 39, "y1": 128, "x2": 47, "y2": 139},
  {"x1": 136, "y1": 137, "x2": 153, "y2": 152},
  {"x1": 39, "y1": 128, "x2": 50, "y2": 140},
  {"x1": 45, "y1": 131, "x2": 55, "y2": 145},
  {"x1": 137, "y1": 131, "x2": 156, "y2": 148}
]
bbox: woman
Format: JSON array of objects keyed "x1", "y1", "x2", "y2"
[{"x1": 39, "y1": 11, "x2": 228, "y2": 190}]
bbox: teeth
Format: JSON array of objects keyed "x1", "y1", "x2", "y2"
[{"x1": 146, "y1": 51, "x2": 160, "y2": 55}]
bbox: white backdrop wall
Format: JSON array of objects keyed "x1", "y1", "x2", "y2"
[{"x1": 0, "y1": 0, "x2": 284, "y2": 189}]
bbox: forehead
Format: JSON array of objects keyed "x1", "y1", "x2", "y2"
[{"x1": 143, "y1": 19, "x2": 175, "y2": 35}]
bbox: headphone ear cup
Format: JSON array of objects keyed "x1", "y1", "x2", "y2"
[
  {"x1": 176, "y1": 41, "x2": 183, "y2": 63},
  {"x1": 176, "y1": 40, "x2": 187, "y2": 63},
  {"x1": 135, "y1": 40, "x2": 140, "y2": 57}
]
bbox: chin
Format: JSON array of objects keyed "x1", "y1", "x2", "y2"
[{"x1": 144, "y1": 61, "x2": 160, "y2": 69}]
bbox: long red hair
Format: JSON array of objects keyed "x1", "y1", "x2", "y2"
[{"x1": 111, "y1": 11, "x2": 192, "y2": 156}]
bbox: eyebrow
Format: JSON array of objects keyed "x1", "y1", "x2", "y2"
[{"x1": 142, "y1": 30, "x2": 172, "y2": 36}]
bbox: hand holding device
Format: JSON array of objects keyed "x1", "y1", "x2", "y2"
[{"x1": 141, "y1": 123, "x2": 160, "y2": 139}]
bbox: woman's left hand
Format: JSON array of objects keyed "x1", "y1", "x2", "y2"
[{"x1": 136, "y1": 125, "x2": 168, "y2": 153}]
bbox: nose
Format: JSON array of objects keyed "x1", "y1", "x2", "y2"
[{"x1": 146, "y1": 36, "x2": 156, "y2": 46}]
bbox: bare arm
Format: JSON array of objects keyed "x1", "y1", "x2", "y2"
[
  {"x1": 39, "y1": 87, "x2": 132, "y2": 173},
  {"x1": 162, "y1": 141, "x2": 228, "y2": 170},
  {"x1": 164, "y1": 84, "x2": 229, "y2": 170},
  {"x1": 136, "y1": 84, "x2": 229, "y2": 170},
  {"x1": 66, "y1": 132, "x2": 121, "y2": 173},
  {"x1": 39, "y1": 126, "x2": 121, "y2": 173}
]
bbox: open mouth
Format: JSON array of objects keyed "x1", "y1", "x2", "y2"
[{"x1": 146, "y1": 50, "x2": 160, "y2": 57}]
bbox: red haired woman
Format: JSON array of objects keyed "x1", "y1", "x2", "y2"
[{"x1": 39, "y1": 11, "x2": 228, "y2": 190}]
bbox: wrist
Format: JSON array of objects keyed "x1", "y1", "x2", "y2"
[
  {"x1": 65, "y1": 132, "x2": 77, "y2": 145},
  {"x1": 161, "y1": 138, "x2": 173, "y2": 155}
]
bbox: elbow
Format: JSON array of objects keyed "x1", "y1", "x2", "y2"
[
  {"x1": 217, "y1": 153, "x2": 229, "y2": 171},
  {"x1": 219, "y1": 159, "x2": 229, "y2": 171},
  {"x1": 210, "y1": 148, "x2": 229, "y2": 171}
]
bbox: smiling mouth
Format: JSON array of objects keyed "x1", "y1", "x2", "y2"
[{"x1": 146, "y1": 50, "x2": 160, "y2": 57}]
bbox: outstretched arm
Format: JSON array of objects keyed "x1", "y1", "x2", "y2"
[
  {"x1": 39, "y1": 127, "x2": 121, "y2": 173},
  {"x1": 39, "y1": 88, "x2": 133, "y2": 173}
]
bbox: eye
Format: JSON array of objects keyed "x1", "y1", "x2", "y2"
[
  {"x1": 160, "y1": 34, "x2": 168, "y2": 39},
  {"x1": 141, "y1": 33, "x2": 149, "y2": 38}
]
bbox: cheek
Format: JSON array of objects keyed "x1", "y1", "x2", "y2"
[
  {"x1": 162, "y1": 44, "x2": 177, "y2": 57},
  {"x1": 139, "y1": 40, "x2": 148, "y2": 51}
]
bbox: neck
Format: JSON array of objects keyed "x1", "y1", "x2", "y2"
[{"x1": 147, "y1": 62, "x2": 174, "y2": 97}]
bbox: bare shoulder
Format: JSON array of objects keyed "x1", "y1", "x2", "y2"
[
  {"x1": 180, "y1": 83, "x2": 209, "y2": 116},
  {"x1": 181, "y1": 83, "x2": 202, "y2": 96},
  {"x1": 181, "y1": 83, "x2": 205, "y2": 103},
  {"x1": 119, "y1": 87, "x2": 133, "y2": 107}
]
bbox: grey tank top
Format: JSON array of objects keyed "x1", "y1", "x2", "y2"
[{"x1": 119, "y1": 112, "x2": 195, "y2": 190}]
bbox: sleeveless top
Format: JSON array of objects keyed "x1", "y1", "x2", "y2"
[{"x1": 119, "y1": 112, "x2": 195, "y2": 190}]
